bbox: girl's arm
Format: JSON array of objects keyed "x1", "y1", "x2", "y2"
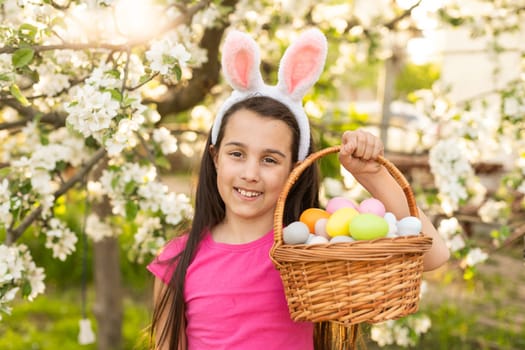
[
  {"x1": 152, "y1": 277, "x2": 187, "y2": 350},
  {"x1": 338, "y1": 130, "x2": 450, "y2": 271}
]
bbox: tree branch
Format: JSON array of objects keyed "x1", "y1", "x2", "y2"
[
  {"x1": 0, "y1": 0, "x2": 212, "y2": 55},
  {"x1": 384, "y1": 0, "x2": 423, "y2": 30},
  {"x1": 6, "y1": 148, "x2": 106, "y2": 244},
  {"x1": 153, "y1": 0, "x2": 240, "y2": 116}
]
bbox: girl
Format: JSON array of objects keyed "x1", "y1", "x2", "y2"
[{"x1": 148, "y1": 29, "x2": 449, "y2": 350}]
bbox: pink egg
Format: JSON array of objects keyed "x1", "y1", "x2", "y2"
[
  {"x1": 358, "y1": 198, "x2": 386, "y2": 217},
  {"x1": 314, "y1": 218, "x2": 329, "y2": 239},
  {"x1": 325, "y1": 197, "x2": 358, "y2": 214}
]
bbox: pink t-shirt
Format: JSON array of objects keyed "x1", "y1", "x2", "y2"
[{"x1": 147, "y1": 230, "x2": 314, "y2": 350}]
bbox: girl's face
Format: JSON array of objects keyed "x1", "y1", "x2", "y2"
[{"x1": 213, "y1": 108, "x2": 294, "y2": 227}]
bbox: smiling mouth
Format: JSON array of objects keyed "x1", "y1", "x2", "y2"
[{"x1": 235, "y1": 188, "x2": 262, "y2": 198}]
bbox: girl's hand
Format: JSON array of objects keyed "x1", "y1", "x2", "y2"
[{"x1": 338, "y1": 130, "x2": 384, "y2": 176}]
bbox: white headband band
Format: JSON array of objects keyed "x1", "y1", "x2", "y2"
[{"x1": 211, "y1": 28, "x2": 328, "y2": 161}]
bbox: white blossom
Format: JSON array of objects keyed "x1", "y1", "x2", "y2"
[
  {"x1": 0, "y1": 244, "x2": 45, "y2": 318},
  {"x1": 138, "y1": 181, "x2": 169, "y2": 212},
  {"x1": 132, "y1": 216, "x2": 164, "y2": 263},
  {"x1": 478, "y1": 199, "x2": 508, "y2": 224},
  {"x1": 0, "y1": 179, "x2": 12, "y2": 227},
  {"x1": 161, "y1": 192, "x2": 193, "y2": 225},
  {"x1": 153, "y1": 127, "x2": 178, "y2": 155},
  {"x1": 66, "y1": 85, "x2": 120, "y2": 138},
  {"x1": 393, "y1": 325, "x2": 413, "y2": 347},
  {"x1": 410, "y1": 315, "x2": 432, "y2": 334},
  {"x1": 370, "y1": 320, "x2": 395, "y2": 346},
  {"x1": 146, "y1": 38, "x2": 190, "y2": 75},
  {"x1": 0, "y1": 54, "x2": 14, "y2": 89},
  {"x1": 105, "y1": 117, "x2": 141, "y2": 156},
  {"x1": 48, "y1": 128, "x2": 92, "y2": 167},
  {"x1": 33, "y1": 61, "x2": 71, "y2": 96},
  {"x1": 429, "y1": 138, "x2": 475, "y2": 214},
  {"x1": 44, "y1": 218, "x2": 78, "y2": 261},
  {"x1": 192, "y1": 5, "x2": 221, "y2": 28},
  {"x1": 86, "y1": 63, "x2": 121, "y2": 89},
  {"x1": 465, "y1": 248, "x2": 488, "y2": 267},
  {"x1": 85, "y1": 214, "x2": 116, "y2": 242},
  {"x1": 448, "y1": 235, "x2": 466, "y2": 253}
]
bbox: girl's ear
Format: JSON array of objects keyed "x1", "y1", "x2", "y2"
[
  {"x1": 209, "y1": 144, "x2": 218, "y2": 167},
  {"x1": 221, "y1": 30, "x2": 264, "y2": 92},
  {"x1": 277, "y1": 28, "x2": 327, "y2": 101}
]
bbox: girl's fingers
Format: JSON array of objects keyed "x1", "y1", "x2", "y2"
[{"x1": 341, "y1": 130, "x2": 383, "y2": 160}]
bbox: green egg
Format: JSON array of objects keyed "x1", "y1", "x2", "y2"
[{"x1": 349, "y1": 213, "x2": 389, "y2": 240}]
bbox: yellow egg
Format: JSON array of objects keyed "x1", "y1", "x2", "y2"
[
  {"x1": 299, "y1": 208, "x2": 331, "y2": 233},
  {"x1": 325, "y1": 207, "x2": 359, "y2": 237},
  {"x1": 349, "y1": 213, "x2": 389, "y2": 240}
]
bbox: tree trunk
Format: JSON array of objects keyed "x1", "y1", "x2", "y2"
[
  {"x1": 378, "y1": 51, "x2": 402, "y2": 150},
  {"x1": 90, "y1": 156, "x2": 123, "y2": 350},
  {"x1": 93, "y1": 235, "x2": 123, "y2": 350}
]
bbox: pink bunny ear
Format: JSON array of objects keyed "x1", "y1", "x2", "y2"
[
  {"x1": 277, "y1": 28, "x2": 327, "y2": 100},
  {"x1": 221, "y1": 30, "x2": 264, "y2": 91}
]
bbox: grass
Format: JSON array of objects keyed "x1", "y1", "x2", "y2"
[
  {"x1": 2, "y1": 247, "x2": 523, "y2": 350},
  {"x1": 363, "y1": 245, "x2": 525, "y2": 349},
  {"x1": 0, "y1": 286, "x2": 151, "y2": 350}
]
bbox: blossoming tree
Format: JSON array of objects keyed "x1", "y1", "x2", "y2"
[{"x1": 0, "y1": 0, "x2": 523, "y2": 348}]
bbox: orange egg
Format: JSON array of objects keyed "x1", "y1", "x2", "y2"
[{"x1": 299, "y1": 208, "x2": 331, "y2": 233}]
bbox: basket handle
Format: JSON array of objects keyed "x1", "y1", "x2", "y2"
[{"x1": 273, "y1": 145, "x2": 419, "y2": 246}]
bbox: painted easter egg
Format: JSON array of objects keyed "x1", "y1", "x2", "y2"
[
  {"x1": 325, "y1": 207, "x2": 359, "y2": 237},
  {"x1": 283, "y1": 221, "x2": 310, "y2": 244},
  {"x1": 326, "y1": 197, "x2": 358, "y2": 214},
  {"x1": 306, "y1": 235, "x2": 329, "y2": 245},
  {"x1": 384, "y1": 212, "x2": 398, "y2": 236},
  {"x1": 397, "y1": 216, "x2": 422, "y2": 236},
  {"x1": 358, "y1": 198, "x2": 386, "y2": 217},
  {"x1": 314, "y1": 218, "x2": 329, "y2": 239},
  {"x1": 299, "y1": 208, "x2": 331, "y2": 233},
  {"x1": 349, "y1": 213, "x2": 389, "y2": 240},
  {"x1": 329, "y1": 235, "x2": 355, "y2": 243}
]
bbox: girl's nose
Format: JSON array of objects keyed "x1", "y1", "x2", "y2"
[{"x1": 241, "y1": 159, "x2": 260, "y2": 182}]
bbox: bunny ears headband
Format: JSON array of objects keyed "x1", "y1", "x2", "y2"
[{"x1": 211, "y1": 28, "x2": 328, "y2": 161}]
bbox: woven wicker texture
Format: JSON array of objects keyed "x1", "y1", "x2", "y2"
[{"x1": 270, "y1": 145, "x2": 433, "y2": 325}]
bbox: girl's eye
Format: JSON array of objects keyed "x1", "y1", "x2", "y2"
[
  {"x1": 229, "y1": 151, "x2": 243, "y2": 158},
  {"x1": 263, "y1": 157, "x2": 278, "y2": 164}
]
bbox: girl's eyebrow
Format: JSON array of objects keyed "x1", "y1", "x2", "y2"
[{"x1": 224, "y1": 141, "x2": 287, "y2": 159}]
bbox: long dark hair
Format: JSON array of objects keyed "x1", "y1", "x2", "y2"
[{"x1": 150, "y1": 96, "x2": 360, "y2": 349}]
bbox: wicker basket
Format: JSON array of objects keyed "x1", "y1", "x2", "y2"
[{"x1": 270, "y1": 145, "x2": 433, "y2": 326}]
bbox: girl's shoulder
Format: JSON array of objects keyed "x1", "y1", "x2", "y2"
[
  {"x1": 147, "y1": 233, "x2": 190, "y2": 284},
  {"x1": 156, "y1": 233, "x2": 190, "y2": 261}
]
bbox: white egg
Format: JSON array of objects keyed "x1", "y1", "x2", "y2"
[
  {"x1": 386, "y1": 231, "x2": 397, "y2": 238},
  {"x1": 283, "y1": 221, "x2": 310, "y2": 244},
  {"x1": 384, "y1": 212, "x2": 397, "y2": 224},
  {"x1": 387, "y1": 221, "x2": 398, "y2": 235},
  {"x1": 396, "y1": 216, "x2": 422, "y2": 236},
  {"x1": 330, "y1": 235, "x2": 355, "y2": 243},
  {"x1": 305, "y1": 233, "x2": 316, "y2": 244},
  {"x1": 306, "y1": 235, "x2": 329, "y2": 245}
]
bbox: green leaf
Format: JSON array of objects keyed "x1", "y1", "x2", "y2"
[
  {"x1": 12, "y1": 47, "x2": 34, "y2": 68},
  {"x1": 155, "y1": 156, "x2": 171, "y2": 170},
  {"x1": 173, "y1": 64, "x2": 182, "y2": 81},
  {"x1": 124, "y1": 181, "x2": 136, "y2": 195},
  {"x1": 125, "y1": 201, "x2": 139, "y2": 220},
  {"x1": 108, "y1": 88, "x2": 122, "y2": 102},
  {"x1": 21, "y1": 280, "x2": 32, "y2": 298},
  {"x1": 0, "y1": 167, "x2": 11, "y2": 178},
  {"x1": 0, "y1": 73, "x2": 11, "y2": 82},
  {"x1": 18, "y1": 23, "x2": 38, "y2": 40},
  {"x1": 111, "y1": 175, "x2": 121, "y2": 189},
  {"x1": 9, "y1": 84, "x2": 30, "y2": 106}
]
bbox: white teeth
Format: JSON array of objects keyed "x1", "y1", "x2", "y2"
[{"x1": 237, "y1": 188, "x2": 261, "y2": 198}]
